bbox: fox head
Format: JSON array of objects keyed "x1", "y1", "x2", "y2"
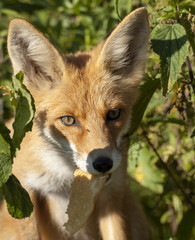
[{"x1": 8, "y1": 8, "x2": 149, "y2": 176}]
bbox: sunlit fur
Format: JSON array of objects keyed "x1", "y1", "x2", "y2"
[{"x1": 0, "y1": 8, "x2": 150, "y2": 240}]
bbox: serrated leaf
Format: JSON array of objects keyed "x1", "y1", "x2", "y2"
[
  {"x1": 2, "y1": 175, "x2": 33, "y2": 219},
  {"x1": 0, "y1": 123, "x2": 12, "y2": 188},
  {"x1": 11, "y1": 71, "x2": 35, "y2": 151},
  {"x1": 129, "y1": 74, "x2": 160, "y2": 135},
  {"x1": 151, "y1": 24, "x2": 189, "y2": 95}
]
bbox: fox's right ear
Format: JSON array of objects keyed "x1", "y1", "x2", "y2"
[
  {"x1": 99, "y1": 7, "x2": 149, "y2": 83},
  {"x1": 7, "y1": 19, "x2": 65, "y2": 89}
]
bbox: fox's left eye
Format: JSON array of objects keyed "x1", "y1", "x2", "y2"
[
  {"x1": 107, "y1": 109, "x2": 121, "y2": 121},
  {"x1": 60, "y1": 116, "x2": 76, "y2": 126}
]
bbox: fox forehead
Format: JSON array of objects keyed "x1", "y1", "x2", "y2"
[{"x1": 41, "y1": 53, "x2": 128, "y2": 119}]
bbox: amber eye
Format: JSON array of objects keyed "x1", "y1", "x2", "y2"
[
  {"x1": 60, "y1": 116, "x2": 76, "y2": 126},
  {"x1": 107, "y1": 109, "x2": 121, "y2": 121}
]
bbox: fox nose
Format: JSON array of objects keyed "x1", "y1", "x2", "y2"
[{"x1": 93, "y1": 157, "x2": 113, "y2": 173}]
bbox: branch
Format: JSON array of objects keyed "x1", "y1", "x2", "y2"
[
  {"x1": 186, "y1": 56, "x2": 195, "y2": 94},
  {"x1": 141, "y1": 125, "x2": 194, "y2": 208}
]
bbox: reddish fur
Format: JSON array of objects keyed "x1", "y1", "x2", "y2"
[{"x1": 0, "y1": 8, "x2": 150, "y2": 240}]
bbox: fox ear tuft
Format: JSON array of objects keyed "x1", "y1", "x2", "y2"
[
  {"x1": 7, "y1": 19, "x2": 65, "y2": 88},
  {"x1": 100, "y1": 7, "x2": 149, "y2": 81}
]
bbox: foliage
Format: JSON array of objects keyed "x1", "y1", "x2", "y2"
[
  {"x1": 0, "y1": 72, "x2": 34, "y2": 218},
  {"x1": 151, "y1": 23, "x2": 189, "y2": 96},
  {"x1": 128, "y1": 1, "x2": 195, "y2": 239},
  {"x1": 2, "y1": 174, "x2": 33, "y2": 218},
  {"x1": 0, "y1": 0, "x2": 194, "y2": 239}
]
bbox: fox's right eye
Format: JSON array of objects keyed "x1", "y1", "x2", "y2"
[{"x1": 60, "y1": 116, "x2": 76, "y2": 126}]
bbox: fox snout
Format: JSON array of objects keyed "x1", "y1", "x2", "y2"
[
  {"x1": 93, "y1": 156, "x2": 113, "y2": 173},
  {"x1": 73, "y1": 145, "x2": 121, "y2": 175}
]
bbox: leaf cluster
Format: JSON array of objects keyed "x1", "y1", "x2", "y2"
[
  {"x1": 128, "y1": 1, "x2": 195, "y2": 239},
  {"x1": 0, "y1": 72, "x2": 34, "y2": 219}
]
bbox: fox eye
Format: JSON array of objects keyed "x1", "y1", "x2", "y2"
[
  {"x1": 107, "y1": 109, "x2": 121, "y2": 121},
  {"x1": 60, "y1": 116, "x2": 76, "y2": 126}
]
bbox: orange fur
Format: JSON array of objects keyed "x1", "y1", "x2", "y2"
[{"x1": 1, "y1": 8, "x2": 150, "y2": 239}]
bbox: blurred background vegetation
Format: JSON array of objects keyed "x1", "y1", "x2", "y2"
[{"x1": 0, "y1": 0, "x2": 194, "y2": 239}]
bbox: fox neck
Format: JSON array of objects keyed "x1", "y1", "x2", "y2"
[
  {"x1": 12, "y1": 126, "x2": 74, "y2": 235},
  {"x1": 13, "y1": 121, "x2": 129, "y2": 234},
  {"x1": 31, "y1": 191, "x2": 69, "y2": 239}
]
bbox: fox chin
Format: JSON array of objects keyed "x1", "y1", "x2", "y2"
[{"x1": 0, "y1": 7, "x2": 150, "y2": 240}]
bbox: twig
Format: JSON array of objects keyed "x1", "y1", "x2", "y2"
[
  {"x1": 141, "y1": 125, "x2": 194, "y2": 208},
  {"x1": 115, "y1": 0, "x2": 122, "y2": 21},
  {"x1": 186, "y1": 56, "x2": 195, "y2": 94},
  {"x1": 0, "y1": 92, "x2": 9, "y2": 98}
]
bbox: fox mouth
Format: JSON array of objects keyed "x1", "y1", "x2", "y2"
[{"x1": 106, "y1": 173, "x2": 112, "y2": 183}]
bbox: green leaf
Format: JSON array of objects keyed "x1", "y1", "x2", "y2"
[
  {"x1": 147, "y1": 115, "x2": 186, "y2": 126},
  {"x1": 115, "y1": 0, "x2": 121, "y2": 20},
  {"x1": 151, "y1": 24, "x2": 189, "y2": 95},
  {"x1": 129, "y1": 74, "x2": 160, "y2": 135},
  {"x1": 0, "y1": 153, "x2": 12, "y2": 188},
  {"x1": 0, "y1": 9, "x2": 23, "y2": 18},
  {"x1": 191, "y1": 128, "x2": 195, "y2": 138},
  {"x1": 2, "y1": 175, "x2": 33, "y2": 219},
  {"x1": 180, "y1": 13, "x2": 195, "y2": 55},
  {"x1": 0, "y1": 123, "x2": 12, "y2": 188},
  {"x1": 176, "y1": 208, "x2": 195, "y2": 240},
  {"x1": 11, "y1": 71, "x2": 35, "y2": 151},
  {"x1": 128, "y1": 143, "x2": 164, "y2": 193}
]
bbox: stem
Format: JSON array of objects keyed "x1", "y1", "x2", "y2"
[
  {"x1": 141, "y1": 125, "x2": 194, "y2": 208},
  {"x1": 115, "y1": 0, "x2": 121, "y2": 21},
  {"x1": 0, "y1": 92, "x2": 9, "y2": 98},
  {"x1": 185, "y1": 56, "x2": 195, "y2": 94}
]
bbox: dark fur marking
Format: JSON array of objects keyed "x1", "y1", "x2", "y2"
[{"x1": 66, "y1": 54, "x2": 91, "y2": 69}]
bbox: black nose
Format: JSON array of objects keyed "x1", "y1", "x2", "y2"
[{"x1": 93, "y1": 157, "x2": 113, "y2": 173}]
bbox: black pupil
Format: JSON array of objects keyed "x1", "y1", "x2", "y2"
[{"x1": 108, "y1": 109, "x2": 120, "y2": 120}]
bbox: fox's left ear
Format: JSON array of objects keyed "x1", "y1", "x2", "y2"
[{"x1": 99, "y1": 7, "x2": 149, "y2": 82}]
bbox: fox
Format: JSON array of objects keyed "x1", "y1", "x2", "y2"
[{"x1": 0, "y1": 7, "x2": 150, "y2": 240}]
